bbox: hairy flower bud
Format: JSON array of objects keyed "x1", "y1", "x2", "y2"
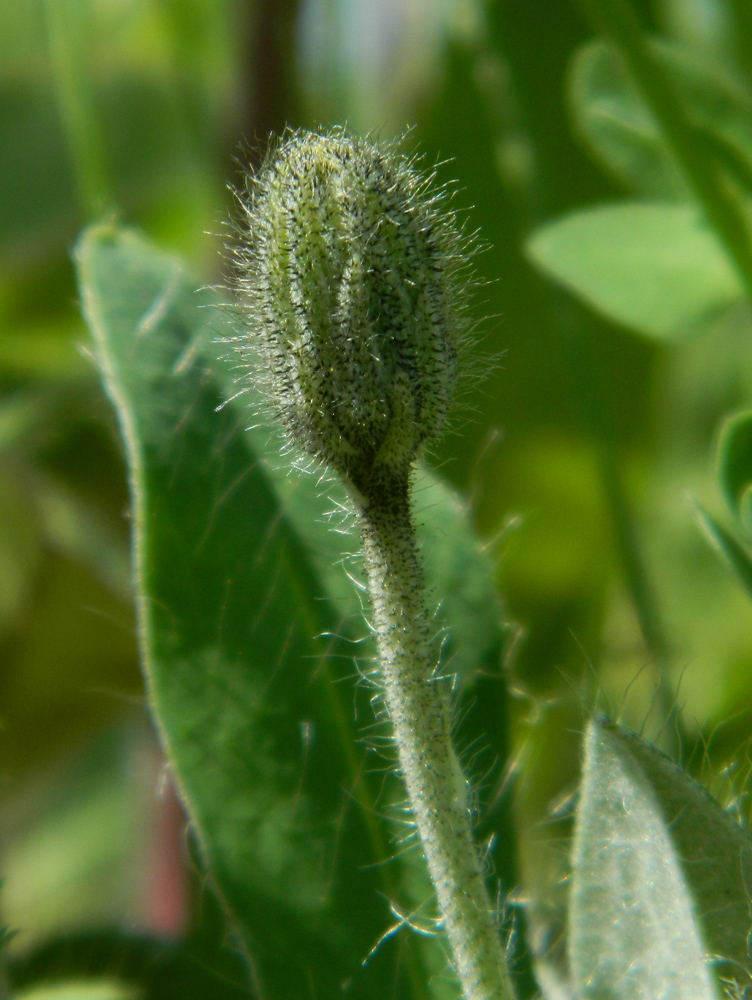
[{"x1": 230, "y1": 128, "x2": 471, "y2": 496}]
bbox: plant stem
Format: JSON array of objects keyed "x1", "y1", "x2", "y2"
[
  {"x1": 596, "y1": 446, "x2": 678, "y2": 731},
  {"x1": 573, "y1": 0, "x2": 752, "y2": 297},
  {"x1": 560, "y1": 313, "x2": 684, "y2": 745},
  {"x1": 728, "y1": 0, "x2": 752, "y2": 85},
  {"x1": 43, "y1": 0, "x2": 110, "y2": 218},
  {"x1": 356, "y1": 478, "x2": 516, "y2": 1000}
]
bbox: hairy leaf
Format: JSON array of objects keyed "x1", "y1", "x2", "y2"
[
  {"x1": 77, "y1": 224, "x2": 509, "y2": 1000},
  {"x1": 571, "y1": 716, "x2": 752, "y2": 998}
]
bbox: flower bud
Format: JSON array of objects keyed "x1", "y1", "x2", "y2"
[{"x1": 231, "y1": 128, "x2": 470, "y2": 496}]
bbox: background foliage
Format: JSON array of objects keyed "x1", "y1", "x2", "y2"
[{"x1": 3, "y1": 0, "x2": 752, "y2": 996}]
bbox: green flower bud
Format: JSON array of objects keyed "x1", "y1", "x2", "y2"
[{"x1": 231, "y1": 128, "x2": 472, "y2": 497}]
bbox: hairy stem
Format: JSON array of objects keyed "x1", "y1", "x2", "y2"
[{"x1": 356, "y1": 478, "x2": 516, "y2": 1000}]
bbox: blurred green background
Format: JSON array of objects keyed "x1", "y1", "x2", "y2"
[{"x1": 2, "y1": 0, "x2": 752, "y2": 985}]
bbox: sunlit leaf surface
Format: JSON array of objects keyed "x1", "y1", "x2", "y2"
[
  {"x1": 570, "y1": 716, "x2": 752, "y2": 998},
  {"x1": 526, "y1": 201, "x2": 744, "y2": 338}
]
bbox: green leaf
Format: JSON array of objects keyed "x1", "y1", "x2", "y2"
[
  {"x1": 525, "y1": 201, "x2": 744, "y2": 339},
  {"x1": 0, "y1": 881, "x2": 13, "y2": 958},
  {"x1": 76, "y1": 223, "x2": 507, "y2": 999},
  {"x1": 570, "y1": 716, "x2": 752, "y2": 998},
  {"x1": 76, "y1": 224, "x2": 409, "y2": 998},
  {"x1": 0, "y1": 85, "x2": 80, "y2": 275},
  {"x1": 0, "y1": 470, "x2": 42, "y2": 636},
  {"x1": 568, "y1": 40, "x2": 685, "y2": 197},
  {"x1": 32, "y1": 480, "x2": 132, "y2": 601},
  {"x1": 413, "y1": 466, "x2": 505, "y2": 688},
  {"x1": 1, "y1": 727, "x2": 154, "y2": 946},
  {"x1": 201, "y1": 407, "x2": 506, "y2": 693},
  {"x1": 13, "y1": 983, "x2": 138, "y2": 1000},
  {"x1": 694, "y1": 500, "x2": 752, "y2": 599},
  {"x1": 568, "y1": 38, "x2": 752, "y2": 197},
  {"x1": 6, "y1": 917, "x2": 251, "y2": 1000},
  {"x1": 718, "y1": 408, "x2": 752, "y2": 534}
]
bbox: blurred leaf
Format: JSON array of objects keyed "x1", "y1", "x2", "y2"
[
  {"x1": 571, "y1": 716, "x2": 752, "y2": 998},
  {"x1": 717, "y1": 408, "x2": 752, "y2": 532},
  {"x1": 568, "y1": 40, "x2": 685, "y2": 196},
  {"x1": 1, "y1": 725, "x2": 154, "y2": 947},
  {"x1": 569, "y1": 38, "x2": 752, "y2": 197},
  {"x1": 694, "y1": 499, "x2": 752, "y2": 598},
  {"x1": 0, "y1": 888, "x2": 14, "y2": 956},
  {"x1": 75, "y1": 222, "x2": 512, "y2": 999},
  {"x1": 660, "y1": 0, "x2": 739, "y2": 65},
  {"x1": 0, "y1": 0, "x2": 226, "y2": 278},
  {"x1": 526, "y1": 201, "x2": 744, "y2": 339},
  {"x1": 0, "y1": 328, "x2": 92, "y2": 382},
  {"x1": 43, "y1": 0, "x2": 112, "y2": 216},
  {"x1": 1, "y1": 552, "x2": 140, "y2": 776},
  {"x1": 7, "y1": 920, "x2": 252, "y2": 1000},
  {"x1": 0, "y1": 394, "x2": 47, "y2": 452},
  {"x1": 33, "y1": 480, "x2": 132, "y2": 600},
  {"x1": 0, "y1": 470, "x2": 42, "y2": 635},
  {"x1": 13, "y1": 981, "x2": 138, "y2": 1000},
  {"x1": 0, "y1": 84, "x2": 80, "y2": 275}
]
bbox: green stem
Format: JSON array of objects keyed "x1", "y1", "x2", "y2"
[
  {"x1": 573, "y1": 0, "x2": 752, "y2": 297},
  {"x1": 728, "y1": 0, "x2": 752, "y2": 84},
  {"x1": 356, "y1": 479, "x2": 516, "y2": 1000},
  {"x1": 561, "y1": 315, "x2": 683, "y2": 742},
  {"x1": 597, "y1": 446, "x2": 677, "y2": 728},
  {"x1": 291, "y1": 572, "x2": 434, "y2": 1000},
  {"x1": 43, "y1": 0, "x2": 110, "y2": 218}
]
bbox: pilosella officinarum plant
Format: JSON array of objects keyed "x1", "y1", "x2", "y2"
[
  {"x1": 227, "y1": 128, "x2": 514, "y2": 1000},
  {"x1": 223, "y1": 126, "x2": 752, "y2": 999},
  {"x1": 74, "y1": 104, "x2": 752, "y2": 998},
  {"x1": 9, "y1": 0, "x2": 752, "y2": 996}
]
